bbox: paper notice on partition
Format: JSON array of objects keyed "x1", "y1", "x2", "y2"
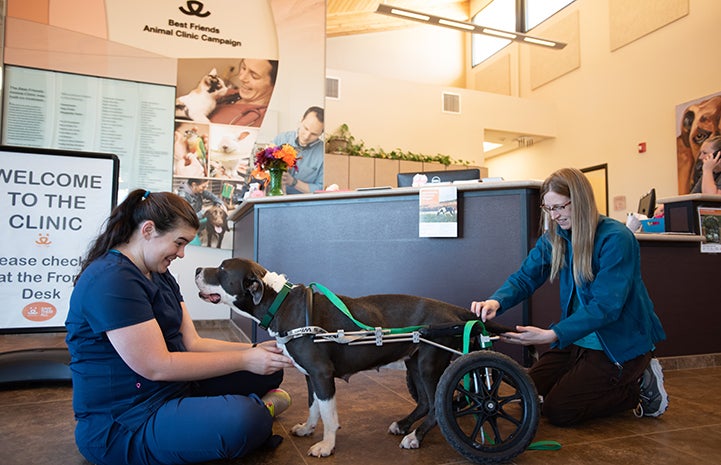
[
  {"x1": 698, "y1": 207, "x2": 721, "y2": 253},
  {"x1": 419, "y1": 186, "x2": 458, "y2": 238}
]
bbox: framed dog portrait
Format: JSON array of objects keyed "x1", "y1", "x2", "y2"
[{"x1": 676, "y1": 91, "x2": 721, "y2": 194}]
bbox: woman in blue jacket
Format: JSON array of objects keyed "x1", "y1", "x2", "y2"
[{"x1": 471, "y1": 168, "x2": 668, "y2": 426}]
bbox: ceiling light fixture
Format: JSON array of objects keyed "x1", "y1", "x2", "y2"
[{"x1": 376, "y1": 4, "x2": 566, "y2": 50}]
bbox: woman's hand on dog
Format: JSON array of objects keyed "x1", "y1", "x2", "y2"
[
  {"x1": 500, "y1": 326, "x2": 558, "y2": 346},
  {"x1": 244, "y1": 341, "x2": 294, "y2": 375},
  {"x1": 470, "y1": 299, "x2": 500, "y2": 322}
]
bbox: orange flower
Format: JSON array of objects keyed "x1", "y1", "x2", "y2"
[{"x1": 254, "y1": 144, "x2": 301, "y2": 171}]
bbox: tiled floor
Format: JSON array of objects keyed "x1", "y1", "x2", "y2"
[{"x1": 2, "y1": 328, "x2": 721, "y2": 465}]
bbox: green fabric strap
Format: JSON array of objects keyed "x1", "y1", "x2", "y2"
[
  {"x1": 527, "y1": 440, "x2": 562, "y2": 450},
  {"x1": 259, "y1": 282, "x2": 293, "y2": 329},
  {"x1": 461, "y1": 321, "x2": 561, "y2": 453},
  {"x1": 309, "y1": 282, "x2": 426, "y2": 334}
]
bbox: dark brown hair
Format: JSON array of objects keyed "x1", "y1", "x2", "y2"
[{"x1": 74, "y1": 190, "x2": 199, "y2": 284}]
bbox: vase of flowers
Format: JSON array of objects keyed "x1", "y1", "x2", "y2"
[{"x1": 253, "y1": 144, "x2": 300, "y2": 196}]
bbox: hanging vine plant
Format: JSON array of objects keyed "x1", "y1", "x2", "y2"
[{"x1": 325, "y1": 124, "x2": 472, "y2": 167}]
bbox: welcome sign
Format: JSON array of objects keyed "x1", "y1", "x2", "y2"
[{"x1": 0, "y1": 147, "x2": 118, "y2": 331}]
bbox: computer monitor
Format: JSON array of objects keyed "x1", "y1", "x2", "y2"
[
  {"x1": 397, "y1": 168, "x2": 481, "y2": 187},
  {"x1": 637, "y1": 188, "x2": 656, "y2": 217}
]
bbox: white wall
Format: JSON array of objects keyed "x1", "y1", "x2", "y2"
[
  {"x1": 324, "y1": 68, "x2": 558, "y2": 166},
  {"x1": 326, "y1": 25, "x2": 466, "y2": 88}
]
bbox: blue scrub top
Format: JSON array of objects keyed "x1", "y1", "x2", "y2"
[{"x1": 65, "y1": 250, "x2": 189, "y2": 432}]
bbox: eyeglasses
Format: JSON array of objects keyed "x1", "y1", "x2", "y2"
[{"x1": 541, "y1": 201, "x2": 571, "y2": 213}]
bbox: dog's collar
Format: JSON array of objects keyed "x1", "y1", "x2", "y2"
[{"x1": 259, "y1": 281, "x2": 293, "y2": 329}]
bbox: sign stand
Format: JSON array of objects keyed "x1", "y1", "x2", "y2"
[{"x1": 0, "y1": 146, "x2": 118, "y2": 383}]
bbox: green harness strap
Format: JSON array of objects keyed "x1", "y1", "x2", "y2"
[{"x1": 309, "y1": 282, "x2": 426, "y2": 334}]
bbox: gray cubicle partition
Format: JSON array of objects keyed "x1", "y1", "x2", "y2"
[{"x1": 231, "y1": 182, "x2": 546, "y2": 365}]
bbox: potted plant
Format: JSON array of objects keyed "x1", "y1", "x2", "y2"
[{"x1": 325, "y1": 123, "x2": 354, "y2": 154}]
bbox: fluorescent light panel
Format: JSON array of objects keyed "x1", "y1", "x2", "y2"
[
  {"x1": 483, "y1": 141, "x2": 504, "y2": 152},
  {"x1": 389, "y1": 8, "x2": 429, "y2": 21},
  {"x1": 376, "y1": 4, "x2": 566, "y2": 50}
]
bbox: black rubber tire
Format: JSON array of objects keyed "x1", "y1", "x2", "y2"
[{"x1": 435, "y1": 351, "x2": 540, "y2": 464}]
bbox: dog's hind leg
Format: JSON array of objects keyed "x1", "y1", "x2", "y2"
[
  {"x1": 388, "y1": 358, "x2": 429, "y2": 438},
  {"x1": 398, "y1": 347, "x2": 453, "y2": 449}
]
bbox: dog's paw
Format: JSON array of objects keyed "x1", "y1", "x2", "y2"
[
  {"x1": 399, "y1": 431, "x2": 420, "y2": 449},
  {"x1": 307, "y1": 440, "x2": 335, "y2": 457},
  {"x1": 291, "y1": 422, "x2": 315, "y2": 437},
  {"x1": 388, "y1": 422, "x2": 404, "y2": 435}
]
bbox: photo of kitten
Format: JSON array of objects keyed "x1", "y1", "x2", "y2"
[{"x1": 175, "y1": 68, "x2": 228, "y2": 122}]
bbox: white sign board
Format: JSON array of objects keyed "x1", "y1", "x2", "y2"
[{"x1": 0, "y1": 147, "x2": 118, "y2": 331}]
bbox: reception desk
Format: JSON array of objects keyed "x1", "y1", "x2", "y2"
[
  {"x1": 231, "y1": 183, "x2": 720, "y2": 362},
  {"x1": 231, "y1": 181, "x2": 545, "y2": 364}
]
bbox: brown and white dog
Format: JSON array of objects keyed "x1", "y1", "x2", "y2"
[
  {"x1": 194, "y1": 258, "x2": 517, "y2": 457},
  {"x1": 198, "y1": 205, "x2": 228, "y2": 248}
]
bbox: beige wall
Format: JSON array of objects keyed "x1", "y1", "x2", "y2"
[
  {"x1": 324, "y1": 68, "x2": 558, "y2": 167},
  {"x1": 326, "y1": 0, "x2": 720, "y2": 221}
]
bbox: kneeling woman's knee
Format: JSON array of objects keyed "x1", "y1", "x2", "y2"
[{"x1": 541, "y1": 397, "x2": 581, "y2": 427}]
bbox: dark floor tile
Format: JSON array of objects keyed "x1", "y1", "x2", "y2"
[{"x1": 0, "y1": 396, "x2": 89, "y2": 465}]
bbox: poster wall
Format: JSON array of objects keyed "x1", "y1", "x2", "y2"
[
  {"x1": 0, "y1": 147, "x2": 118, "y2": 331},
  {"x1": 3, "y1": 0, "x2": 324, "y2": 254}
]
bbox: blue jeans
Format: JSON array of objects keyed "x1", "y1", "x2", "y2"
[{"x1": 77, "y1": 370, "x2": 283, "y2": 465}]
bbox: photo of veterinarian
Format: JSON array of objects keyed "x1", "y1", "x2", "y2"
[
  {"x1": 210, "y1": 58, "x2": 278, "y2": 127},
  {"x1": 470, "y1": 168, "x2": 669, "y2": 426},
  {"x1": 176, "y1": 178, "x2": 233, "y2": 248},
  {"x1": 690, "y1": 135, "x2": 721, "y2": 194},
  {"x1": 177, "y1": 178, "x2": 224, "y2": 218},
  {"x1": 65, "y1": 190, "x2": 294, "y2": 465},
  {"x1": 273, "y1": 106, "x2": 325, "y2": 194}
]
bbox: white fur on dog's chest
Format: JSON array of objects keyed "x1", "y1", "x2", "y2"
[{"x1": 270, "y1": 332, "x2": 309, "y2": 375}]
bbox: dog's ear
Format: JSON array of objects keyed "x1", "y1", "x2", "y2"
[{"x1": 246, "y1": 277, "x2": 264, "y2": 305}]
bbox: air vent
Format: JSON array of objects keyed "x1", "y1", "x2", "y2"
[
  {"x1": 516, "y1": 136, "x2": 534, "y2": 148},
  {"x1": 326, "y1": 77, "x2": 340, "y2": 99},
  {"x1": 442, "y1": 92, "x2": 461, "y2": 114}
]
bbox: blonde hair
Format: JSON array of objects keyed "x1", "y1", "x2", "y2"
[{"x1": 541, "y1": 168, "x2": 600, "y2": 285}]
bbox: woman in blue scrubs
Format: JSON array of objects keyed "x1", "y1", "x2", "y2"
[{"x1": 65, "y1": 189, "x2": 294, "y2": 465}]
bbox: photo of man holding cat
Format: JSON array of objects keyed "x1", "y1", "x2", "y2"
[{"x1": 210, "y1": 58, "x2": 278, "y2": 127}]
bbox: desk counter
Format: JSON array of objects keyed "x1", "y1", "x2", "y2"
[{"x1": 232, "y1": 183, "x2": 719, "y2": 360}]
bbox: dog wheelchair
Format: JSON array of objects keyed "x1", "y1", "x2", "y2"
[{"x1": 305, "y1": 315, "x2": 541, "y2": 464}]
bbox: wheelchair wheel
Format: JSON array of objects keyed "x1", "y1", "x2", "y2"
[{"x1": 435, "y1": 351, "x2": 539, "y2": 464}]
